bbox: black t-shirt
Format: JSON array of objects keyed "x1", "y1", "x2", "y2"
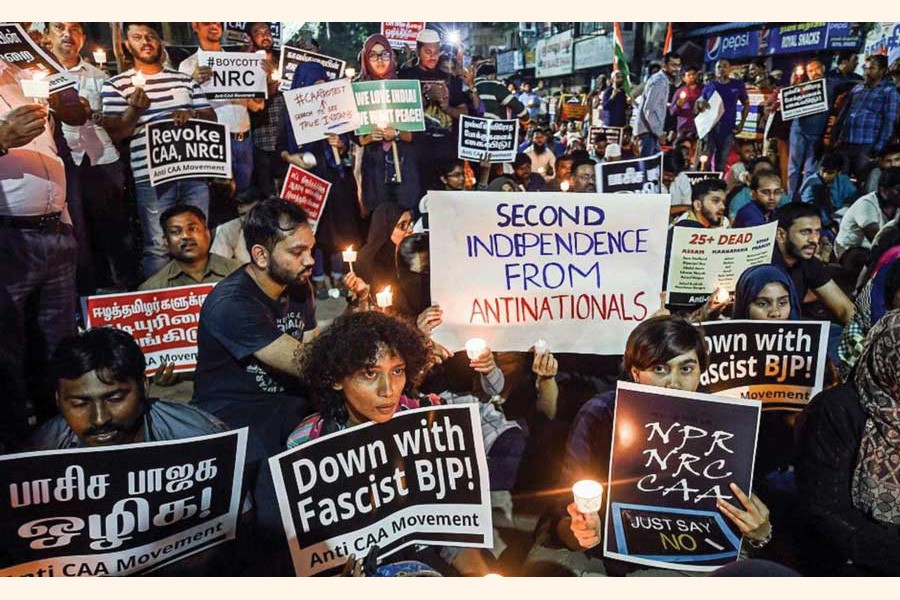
[
  {"x1": 772, "y1": 245, "x2": 831, "y2": 301},
  {"x1": 193, "y1": 268, "x2": 317, "y2": 405},
  {"x1": 398, "y1": 65, "x2": 467, "y2": 141}
]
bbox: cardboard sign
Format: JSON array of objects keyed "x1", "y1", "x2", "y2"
[
  {"x1": 223, "y1": 22, "x2": 281, "y2": 48},
  {"x1": 82, "y1": 284, "x2": 215, "y2": 376},
  {"x1": 604, "y1": 382, "x2": 760, "y2": 571},
  {"x1": 381, "y1": 22, "x2": 426, "y2": 50},
  {"x1": 682, "y1": 171, "x2": 724, "y2": 188},
  {"x1": 0, "y1": 429, "x2": 247, "y2": 576},
  {"x1": 197, "y1": 50, "x2": 267, "y2": 100},
  {"x1": 666, "y1": 222, "x2": 778, "y2": 306},
  {"x1": 270, "y1": 405, "x2": 492, "y2": 576},
  {"x1": 428, "y1": 191, "x2": 670, "y2": 355},
  {"x1": 351, "y1": 79, "x2": 425, "y2": 135},
  {"x1": 457, "y1": 115, "x2": 519, "y2": 162},
  {"x1": 278, "y1": 46, "x2": 346, "y2": 93},
  {"x1": 694, "y1": 91, "x2": 723, "y2": 139},
  {"x1": 699, "y1": 320, "x2": 829, "y2": 410},
  {"x1": 145, "y1": 119, "x2": 231, "y2": 186},
  {"x1": 590, "y1": 125, "x2": 625, "y2": 146},
  {"x1": 283, "y1": 78, "x2": 361, "y2": 147},
  {"x1": 780, "y1": 79, "x2": 829, "y2": 121},
  {"x1": 0, "y1": 22, "x2": 76, "y2": 94},
  {"x1": 279, "y1": 165, "x2": 332, "y2": 234},
  {"x1": 559, "y1": 94, "x2": 588, "y2": 121},
  {"x1": 597, "y1": 153, "x2": 663, "y2": 193}
]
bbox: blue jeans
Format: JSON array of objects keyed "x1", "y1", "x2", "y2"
[
  {"x1": 707, "y1": 126, "x2": 735, "y2": 172},
  {"x1": 231, "y1": 133, "x2": 254, "y2": 193},
  {"x1": 788, "y1": 128, "x2": 819, "y2": 199},
  {"x1": 134, "y1": 178, "x2": 210, "y2": 277},
  {"x1": 638, "y1": 133, "x2": 660, "y2": 157}
]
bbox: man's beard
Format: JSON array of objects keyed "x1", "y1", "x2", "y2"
[
  {"x1": 268, "y1": 257, "x2": 311, "y2": 287},
  {"x1": 131, "y1": 45, "x2": 162, "y2": 66},
  {"x1": 533, "y1": 142, "x2": 546, "y2": 154},
  {"x1": 701, "y1": 207, "x2": 722, "y2": 226},
  {"x1": 786, "y1": 237, "x2": 816, "y2": 260}
]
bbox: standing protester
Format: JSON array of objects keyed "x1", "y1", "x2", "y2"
[
  {"x1": 696, "y1": 59, "x2": 750, "y2": 172},
  {"x1": 828, "y1": 49, "x2": 863, "y2": 98},
  {"x1": 669, "y1": 64, "x2": 702, "y2": 149},
  {"x1": 518, "y1": 81, "x2": 540, "y2": 121},
  {"x1": 524, "y1": 127, "x2": 556, "y2": 181},
  {"x1": 634, "y1": 51, "x2": 681, "y2": 157},
  {"x1": 599, "y1": 70, "x2": 629, "y2": 127},
  {"x1": 788, "y1": 59, "x2": 832, "y2": 199},
  {"x1": 474, "y1": 63, "x2": 528, "y2": 122},
  {"x1": 247, "y1": 22, "x2": 287, "y2": 197},
  {"x1": 512, "y1": 152, "x2": 547, "y2": 191}
]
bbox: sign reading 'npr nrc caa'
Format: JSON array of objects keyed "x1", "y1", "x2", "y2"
[{"x1": 145, "y1": 119, "x2": 232, "y2": 187}]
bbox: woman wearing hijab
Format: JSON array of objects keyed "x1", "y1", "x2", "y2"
[
  {"x1": 345, "y1": 203, "x2": 413, "y2": 304},
  {"x1": 733, "y1": 265, "x2": 802, "y2": 321},
  {"x1": 356, "y1": 34, "x2": 422, "y2": 213},
  {"x1": 797, "y1": 310, "x2": 900, "y2": 575}
]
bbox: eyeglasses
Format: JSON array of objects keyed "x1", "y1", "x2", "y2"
[
  {"x1": 395, "y1": 220, "x2": 414, "y2": 231},
  {"x1": 368, "y1": 51, "x2": 392, "y2": 63},
  {"x1": 576, "y1": 174, "x2": 596, "y2": 182},
  {"x1": 445, "y1": 171, "x2": 465, "y2": 179}
]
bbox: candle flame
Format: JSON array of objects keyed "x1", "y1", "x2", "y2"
[{"x1": 32, "y1": 70, "x2": 48, "y2": 82}]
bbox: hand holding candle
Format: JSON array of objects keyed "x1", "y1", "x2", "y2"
[
  {"x1": 464, "y1": 338, "x2": 487, "y2": 360},
  {"x1": 93, "y1": 48, "x2": 107, "y2": 67},
  {"x1": 559, "y1": 180, "x2": 570, "y2": 192},
  {"x1": 131, "y1": 70, "x2": 147, "y2": 89},
  {"x1": 375, "y1": 286, "x2": 393, "y2": 308},
  {"x1": 572, "y1": 479, "x2": 604, "y2": 514},
  {"x1": 21, "y1": 71, "x2": 50, "y2": 101},
  {"x1": 714, "y1": 286, "x2": 731, "y2": 305},
  {"x1": 342, "y1": 246, "x2": 356, "y2": 273},
  {"x1": 533, "y1": 339, "x2": 548, "y2": 355},
  {"x1": 699, "y1": 154, "x2": 708, "y2": 171}
]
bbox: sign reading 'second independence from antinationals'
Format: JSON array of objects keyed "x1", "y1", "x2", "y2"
[
  {"x1": 604, "y1": 382, "x2": 760, "y2": 572},
  {"x1": 428, "y1": 192, "x2": 670, "y2": 354},
  {"x1": 270, "y1": 405, "x2": 492, "y2": 577},
  {"x1": 700, "y1": 320, "x2": 829, "y2": 410},
  {"x1": 145, "y1": 119, "x2": 231, "y2": 186},
  {"x1": 0, "y1": 429, "x2": 247, "y2": 576}
]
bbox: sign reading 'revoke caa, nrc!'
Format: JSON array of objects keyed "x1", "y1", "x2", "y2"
[{"x1": 145, "y1": 119, "x2": 232, "y2": 187}]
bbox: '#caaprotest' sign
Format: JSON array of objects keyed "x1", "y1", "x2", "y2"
[
  {"x1": 590, "y1": 125, "x2": 624, "y2": 146},
  {"x1": 779, "y1": 79, "x2": 829, "y2": 121},
  {"x1": 270, "y1": 405, "x2": 492, "y2": 576},
  {"x1": 428, "y1": 192, "x2": 670, "y2": 355},
  {"x1": 666, "y1": 222, "x2": 778, "y2": 306},
  {"x1": 197, "y1": 50, "x2": 267, "y2": 100},
  {"x1": 700, "y1": 320, "x2": 829, "y2": 410},
  {"x1": 279, "y1": 165, "x2": 331, "y2": 234},
  {"x1": 457, "y1": 115, "x2": 519, "y2": 162},
  {"x1": 278, "y1": 46, "x2": 346, "y2": 93},
  {"x1": 223, "y1": 22, "x2": 281, "y2": 48},
  {"x1": 283, "y1": 78, "x2": 361, "y2": 146},
  {"x1": 381, "y1": 22, "x2": 426, "y2": 49},
  {"x1": 597, "y1": 153, "x2": 663, "y2": 193},
  {"x1": 0, "y1": 429, "x2": 247, "y2": 577},
  {"x1": 604, "y1": 382, "x2": 760, "y2": 571},
  {"x1": 145, "y1": 119, "x2": 231, "y2": 186},
  {"x1": 352, "y1": 79, "x2": 426, "y2": 135},
  {"x1": 0, "y1": 22, "x2": 76, "y2": 93},
  {"x1": 82, "y1": 284, "x2": 214, "y2": 376}
]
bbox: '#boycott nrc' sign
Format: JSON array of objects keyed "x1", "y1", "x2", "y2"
[{"x1": 145, "y1": 119, "x2": 231, "y2": 186}]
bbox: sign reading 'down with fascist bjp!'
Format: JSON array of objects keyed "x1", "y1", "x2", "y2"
[
  {"x1": 604, "y1": 382, "x2": 760, "y2": 571},
  {"x1": 145, "y1": 119, "x2": 231, "y2": 186},
  {"x1": 428, "y1": 192, "x2": 670, "y2": 354},
  {"x1": 270, "y1": 405, "x2": 492, "y2": 576},
  {"x1": 280, "y1": 165, "x2": 331, "y2": 234},
  {"x1": 0, "y1": 429, "x2": 247, "y2": 576},
  {"x1": 700, "y1": 320, "x2": 829, "y2": 410},
  {"x1": 597, "y1": 153, "x2": 663, "y2": 193},
  {"x1": 83, "y1": 284, "x2": 214, "y2": 376}
]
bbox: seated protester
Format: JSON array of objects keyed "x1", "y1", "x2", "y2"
[
  {"x1": 569, "y1": 157, "x2": 597, "y2": 193},
  {"x1": 512, "y1": 152, "x2": 546, "y2": 191},
  {"x1": 855, "y1": 216, "x2": 900, "y2": 291},
  {"x1": 723, "y1": 139, "x2": 759, "y2": 192},
  {"x1": 667, "y1": 146, "x2": 699, "y2": 208},
  {"x1": 543, "y1": 154, "x2": 575, "y2": 191},
  {"x1": 673, "y1": 177, "x2": 730, "y2": 229},
  {"x1": 393, "y1": 233, "x2": 432, "y2": 320},
  {"x1": 798, "y1": 154, "x2": 859, "y2": 227},
  {"x1": 796, "y1": 311, "x2": 900, "y2": 575},
  {"x1": 772, "y1": 203, "x2": 856, "y2": 325},
  {"x1": 727, "y1": 157, "x2": 790, "y2": 220},
  {"x1": 600, "y1": 142, "x2": 622, "y2": 164},
  {"x1": 733, "y1": 264, "x2": 801, "y2": 321},
  {"x1": 351, "y1": 204, "x2": 414, "y2": 300},
  {"x1": 834, "y1": 166, "x2": 900, "y2": 268},
  {"x1": 864, "y1": 143, "x2": 900, "y2": 195},
  {"x1": 210, "y1": 186, "x2": 262, "y2": 265},
  {"x1": 732, "y1": 171, "x2": 784, "y2": 228},
  {"x1": 287, "y1": 311, "x2": 491, "y2": 576},
  {"x1": 414, "y1": 159, "x2": 467, "y2": 233}
]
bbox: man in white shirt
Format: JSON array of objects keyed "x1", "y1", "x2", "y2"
[{"x1": 835, "y1": 167, "x2": 900, "y2": 268}]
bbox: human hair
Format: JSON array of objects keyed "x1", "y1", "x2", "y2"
[
  {"x1": 878, "y1": 166, "x2": 900, "y2": 190},
  {"x1": 880, "y1": 143, "x2": 900, "y2": 158},
  {"x1": 298, "y1": 311, "x2": 430, "y2": 425},
  {"x1": 158, "y1": 204, "x2": 207, "y2": 231},
  {"x1": 571, "y1": 156, "x2": 596, "y2": 173},
  {"x1": 748, "y1": 156, "x2": 774, "y2": 172},
  {"x1": 683, "y1": 64, "x2": 698, "y2": 73},
  {"x1": 437, "y1": 159, "x2": 465, "y2": 178},
  {"x1": 662, "y1": 51, "x2": 681, "y2": 64},
  {"x1": 622, "y1": 316, "x2": 709, "y2": 377},
  {"x1": 243, "y1": 198, "x2": 310, "y2": 254},
  {"x1": 53, "y1": 327, "x2": 147, "y2": 388},
  {"x1": 885, "y1": 261, "x2": 900, "y2": 308},
  {"x1": 866, "y1": 54, "x2": 888, "y2": 71},
  {"x1": 692, "y1": 177, "x2": 727, "y2": 203},
  {"x1": 751, "y1": 57, "x2": 767, "y2": 69},
  {"x1": 818, "y1": 154, "x2": 843, "y2": 172},
  {"x1": 836, "y1": 50, "x2": 856, "y2": 65},
  {"x1": 476, "y1": 62, "x2": 496, "y2": 78},
  {"x1": 750, "y1": 170, "x2": 780, "y2": 191},
  {"x1": 777, "y1": 202, "x2": 820, "y2": 230},
  {"x1": 513, "y1": 152, "x2": 531, "y2": 168},
  {"x1": 122, "y1": 22, "x2": 161, "y2": 38}
]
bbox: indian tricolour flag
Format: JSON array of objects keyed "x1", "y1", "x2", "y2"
[{"x1": 613, "y1": 22, "x2": 631, "y2": 95}]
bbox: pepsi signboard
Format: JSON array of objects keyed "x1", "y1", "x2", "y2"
[{"x1": 705, "y1": 30, "x2": 760, "y2": 62}]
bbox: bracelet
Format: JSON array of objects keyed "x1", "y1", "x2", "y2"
[{"x1": 747, "y1": 522, "x2": 772, "y2": 549}]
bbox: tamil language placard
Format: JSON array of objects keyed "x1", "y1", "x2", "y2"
[
  {"x1": 590, "y1": 125, "x2": 625, "y2": 146},
  {"x1": 223, "y1": 22, "x2": 281, "y2": 48},
  {"x1": 351, "y1": 79, "x2": 425, "y2": 135},
  {"x1": 278, "y1": 46, "x2": 346, "y2": 93},
  {"x1": 196, "y1": 50, "x2": 267, "y2": 100},
  {"x1": 145, "y1": 119, "x2": 231, "y2": 186},
  {"x1": 381, "y1": 22, "x2": 426, "y2": 50},
  {"x1": 279, "y1": 165, "x2": 331, "y2": 234},
  {"x1": 780, "y1": 79, "x2": 829, "y2": 121},
  {"x1": 270, "y1": 405, "x2": 491, "y2": 576},
  {"x1": 0, "y1": 22, "x2": 76, "y2": 93},
  {"x1": 596, "y1": 153, "x2": 663, "y2": 193},
  {"x1": 457, "y1": 115, "x2": 519, "y2": 162},
  {"x1": 283, "y1": 78, "x2": 361, "y2": 146},
  {"x1": 0, "y1": 429, "x2": 247, "y2": 576},
  {"x1": 428, "y1": 192, "x2": 670, "y2": 354}
]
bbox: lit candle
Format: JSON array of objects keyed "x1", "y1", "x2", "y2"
[
  {"x1": 795, "y1": 66, "x2": 804, "y2": 76},
  {"x1": 534, "y1": 339, "x2": 548, "y2": 355},
  {"x1": 20, "y1": 71, "x2": 50, "y2": 101},
  {"x1": 483, "y1": 573, "x2": 503, "y2": 578},
  {"x1": 679, "y1": 90, "x2": 687, "y2": 100},
  {"x1": 699, "y1": 154, "x2": 708, "y2": 171},
  {"x1": 271, "y1": 68, "x2": 282, "y2": 82},
  {"x1": 714, "y1": 287, "x2": 730, "y2": 304},
  {"x1": 301, "y1": 151, "x2": 317, "y2": 168},
  {"x1": 342, "y1": 246, "x2": 357, "y2": 274},
  {"x1": 465, "y1": 338, "x2": 487, "y2": 360},
  {"x1": 560, "y1": 180, "x2": 570, "y2": 192},
  {"x1": 344, "y1": 67, "x2": 356, "y2": 78},
  {"x1": 572, "y1": 479, "x2": 604, "y2": 514},
  {"x1": 131, "y1": 70, "x2": 146, "y2": 89},
  {"x1": 375, "y1": 286, "x2": 393, "y2": 308},
  {"x1": 537, "y1": 166, "x2": 546, "y2": 175},
  {"x1": 92, "y1": 48, "x2": 107, "y2": 67}
]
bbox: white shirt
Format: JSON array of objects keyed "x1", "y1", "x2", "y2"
[
  {"x1": 835, "y1": 191, "x2": 888, "y2": 258},
  {"x1": 179, "y1": 53, "x2": 251, "y2": 133},
  {"x1": 211, "y1": 217, "x2": 251, "y2": 264},
  {"x1": 62, "y1": 58, "x2": 119, "y2": 166},
  {"x1": 525, "y1": 145, "x2": 555, "y2": 181}
]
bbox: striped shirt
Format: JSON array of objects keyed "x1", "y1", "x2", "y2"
[
  {"x1": 101, "y1": 67, "x2": 211, "y2": 183},
  {"x1": 475, "y1": 77, "x2": 528, "y2": 121}
]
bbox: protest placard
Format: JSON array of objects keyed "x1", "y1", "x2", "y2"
[
  {"x1": 735, "y1": 86, "x2": 766, "y2": 140},
  {"x1": 682, "y1": 171, "x2": 724, "y2": 188},
  {"x1": 695, "y1": 91, "x2": 723, "y2": 139},
  {"x1": 82, "y1": 284, "x2": 214, "y2": 376},
  {"x1": 0, "y1": 22, "x2": 76, "y2": 94},
  {"x1": 279, "y1": 165, "x2": 331, "y2": 234},
  {"x1": 666, "y1": 222, "x2": 778, "y2": 306},
  {"x1": 596, "y1": 153, "x2": 663, "y2": 193},
  {"x1": 457, "y1": 115, "x2": 519, "y2": 162},
  {"x1": 196, "y1": 50, "x2": 267, "y2": 100},
  {"x1": 428, "y1": 191, "x2": 670, "y2": 354},
  {"x1": 603, "y1": 382, "x2": 760, "y2": 571},
  {"x1": 278, "y1": 46, "x2": 346, "y2": 93},
  {"x1": 283, "y1": 78, "x2": 361, "y2": 147},
  {"x1": 0, "y1": 429, "x2": 247, "y2": 576},
  {"x1": 699, "y1": 320, "x2": 829, "y2": 410},
  {"x1": 559, "y1": 94, "x2": 588, "y2": 122},
  {"x1": 590, "y1": 126, "x2": 625, "y2": 146},
  {"x1": 270, "y1": 405, "x2": 492, "y2": 576},
  {"x1": 223, "y1": 22, "x2": 281, "y2": 48},
  {"x1": 780, "y1": 79, "x2": 829, "y2": 121},
  {"x1": 145, "y1": 119, "x2": 231, "y2": 186},
  {"x1": 381, "y1": 22, "x2": 426, "y2": 49},
  {"x1": 352, "y1": 80, "x2": 425, "y2": 135}
]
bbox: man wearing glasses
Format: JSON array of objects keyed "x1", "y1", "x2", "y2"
[
  {"x1": 570, "y1": 158, "x2": 597, "y2": 193},
  {"x1": 635, "y1": 51, "x2": 682, "y2": 158},
  {"x1": 695, "y1": 58, "x2": 750, "y2": 172}
]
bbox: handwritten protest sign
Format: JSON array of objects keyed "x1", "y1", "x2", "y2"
[
  {"x1": 352, "y1": 80, "x2": 425, "y2": 135},
  {"x1": 0, "y1": 22, "x2": 76, "y2": 93},
  {"x1": 780, "y1": 79, "x2": 829, "y2": 121},
  {"x1": 457, "y1": 115, "x2": 519, "y2": 162},
  {"x1": 279, "y1": 165, "x2": 331, "y2": 234},
  {"x1": 197, "y1": 50, "x2": 267, "y2": 100},
  {"x1": 278, "y1": 46, "x2": 346, "y2": 93},
  {"x1": 590, "y1": 125, "x2": 624, "y2": 146},
  {"x1": 270, "y1": 405, "x2": 491, "y2": 576},
  {"x1": 428, "y1": 191, "x2": 670, "y2": 354},
  {"x1": 666, "y1": 222, "x2": 778, "y2": 306},
  {"x1": 597, "y1": 153, "x2": 663, "y2": 193},
  {"x1": 682, "y1": 171, "x2": 724, "y2": 188},
  {"x1": 604, "y1": 382, "x2": 760, "y2": 571},
  {"x1": 83, "y1": 284, "x2": 214, "y2": 376},
  {"x1": 700, "y1": 320, "x2": 829, "y2": 410},
  {"x1": 0, "y1": 429, "x2": 247, "y2": 576},
  {"x1": 223, "y1": 22, "x2": 281, "y2": 48},
  {"x1": 381, "y1": 22, "x2": 426, "y2": 49},
  {"x1": 283, "y1": 78, "x2": 361, "y2": 147},
  {"x1": 145, "y1": 119, "x2": 231, "y2": 186}
]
